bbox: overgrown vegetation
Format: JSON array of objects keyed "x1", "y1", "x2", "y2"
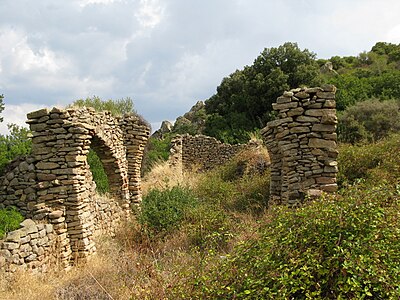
[
  {"x1": 0, "y1": 207, "x2": 24, "y2": 239},
  {"x1": 87, "y1": 149, "x2": 110, "y2": 194},
  {"x1": 1, "y1": 42, "x2": 400, "y2": 299},
  {"x1": 0, "y1": 124, "x2": 32, "y2": 174},
  {"x1": 337, "y1": 99, "x2": 400, "y2": 143},
  {"x1": 70, "y1": 96, "x2": 136, "y2": 116}
]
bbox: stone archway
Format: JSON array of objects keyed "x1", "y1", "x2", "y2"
[{"x1": 24, "y1": 106, "x2": 150, "y2": 265}]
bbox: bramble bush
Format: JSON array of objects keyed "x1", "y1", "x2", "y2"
[{"x1": 337, "y1": 134, "x2": 400, "y2": 186}]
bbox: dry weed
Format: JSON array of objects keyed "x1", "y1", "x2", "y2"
[{"x1": 141, "y1": 161, "x2": 199, "y2": 195}]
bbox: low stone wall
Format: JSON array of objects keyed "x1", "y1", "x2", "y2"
[
  {"x1": 0, "y1": 107, "x2": 150, "y2": 272},
  {"x1": 261, "y1": 85, "x2": 338, "y2": 205},
  {"x1": 169, "y1": 134, "x2": 256, "y2": 172},
  {"x1": 0, "y1": 219, "x2": 58, "y2": 273}
]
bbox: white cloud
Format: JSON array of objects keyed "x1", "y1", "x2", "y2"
[
  {"x1": 0, "y1": 103, "x2": 47, "y2": 135},
  {"x1": 386, "y1": 24, "x2": 400, "y2": 43},
  {"x1": 0, "y1": 27, "x2": 70, "y2": 75},
  {"x1": 78, "y1": 0, "x2": 121, "y2": 8},
  {"x1": 135, "y1": 0, "x2": 164, "y2": 29}
]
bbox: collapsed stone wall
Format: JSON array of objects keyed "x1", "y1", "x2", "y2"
[
  {"x1": 0, "y1": 107, "x2": 150, "y2": 272},
  {"x1": 169, "y1": 134, "x2": 257, "y2": 172},
  {"x1": 261, "y1": 85, "x2": 338, "y2": 205}
]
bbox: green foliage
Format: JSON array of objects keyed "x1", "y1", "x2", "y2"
[
  {"x1": 139, "y1": 186, "x2": 199, "y2": 235},
  {"x1": 197, "y1": 182, "x2": 400, "y2": 299},
  {"x1": 337, "y1": 134, "x2": 400, "y2": 186},
  {"x1": 204, "y1": 42, "x2": 321, "y2": 143},
  {"x1": 0, "y1": 207, "x2": 24, "y2": 239},
  {"x1": 141, "y1": 135, "x2": 173, "y2": 175},
  {"x1": 70, "y1": 96, "x2": 135, "y2": 116},
  {"x1": 194, "y1": 152, "x2": 270, "y2": 214},
  {"x1": 0, "y1": 94, "x2": 4, "y2": 123},
  {"x1": 0, "y1": 124, "x2": 32, "y2": 173},
  {"x1": 184, "y1": 203, "x2": 232, "y2": 252},
  {"x1": 87, "y1": 149, "x2": 110, "y2": 194},
  {"x1": 338, "y1": 99, "x2": 400, "y2": 143}
]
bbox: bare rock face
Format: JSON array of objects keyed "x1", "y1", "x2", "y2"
[{"x1": 151, "y1": 120, "x2": 173, "y2": 139}]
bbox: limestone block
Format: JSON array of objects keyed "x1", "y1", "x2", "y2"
[
  {"x1": 312, "y1": 124, "x2": 336, "y2": 132},
  {"x1": 27, "y1": 108, "x2": 50, "y2": 120},
  {"x1": 308, "y1": 138, "x2": 336, "y2": 149},
  {"x1": 272, "y1": 102, "x2": 298, "y2": 110}
]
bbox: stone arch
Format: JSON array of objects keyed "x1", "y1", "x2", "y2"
[
  {"x1": 261, "y1": 85, "x2": 338, "y2": 205},
  {"x1": 16, "y1": 106, "x2": 151, "y2": 266}
]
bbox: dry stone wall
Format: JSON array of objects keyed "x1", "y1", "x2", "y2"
[
  {"x1": 169, "y1": 134, "x2": 258, "y2": 172},
  {"x1": 0, "y1": 219, "x2": 57, "y2": 273},
  {"x1": 261, "y1": 85, "x2": 338, "y2": 205},
  {"x1": 0, "y1": 107, "x2": 150, "y2": 272}
]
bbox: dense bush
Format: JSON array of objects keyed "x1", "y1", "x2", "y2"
[
  {"x1": 194, "y1": 182, "x2": 400, "y2": 299},
  {"x1": 0, "y1": 207, "x2": 24, "y2": 239},
  {"x1": 337, "y1": 134, "x2": 400, "y2": 186},
  {"x1": 139, "y1": 186, "x2": 199, "y2": 235},
  {"x1": 338, "y1": 99, "x2": 400, "y2": 143}
]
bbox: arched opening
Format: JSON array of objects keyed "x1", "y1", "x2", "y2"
[
  {"x1": 89, "y1": 135, "x2": 129, "y2": 200},
  {"x1": 87, "y1": 149, "x2": 110, "y2": 195}
]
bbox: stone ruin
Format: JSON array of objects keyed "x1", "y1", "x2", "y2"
[
  {"x1": 0, "y1": 107, "x2": 150, "y2": 272},
  {"x1": 166, "y1": 85, "x2": 338, "y2": 206},
  {"x1": 0, "y1": 85, "x2": 338, "y2": 273},
  {"x1": 168, "y1": 134, "x2": 261, "y2": 172},
  {"x1": 262, "y1": 85, "x2": 338, "y2": 205}
]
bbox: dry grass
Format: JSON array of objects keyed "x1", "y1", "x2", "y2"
[
  {"x1": 0, "y1": 150, "x2": 268, "y2": 300},
  {"x1": 141, "y1": 161, "x2": 199, "y2": 195}
]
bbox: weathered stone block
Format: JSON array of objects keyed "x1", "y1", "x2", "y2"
[
  {"x1": 308, "y1": 138, "x2": 336, "y2": 149},
  {"x1": 27, "y1": 109, "x2": 49, "y2": 120}
]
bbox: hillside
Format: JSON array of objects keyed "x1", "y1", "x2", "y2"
[
  {"x1": 1, "y1": 134, "x2": 399, "y2": 299},
  {"x1": 153, "y1": 41, "x2": 400, "y2": 144}
]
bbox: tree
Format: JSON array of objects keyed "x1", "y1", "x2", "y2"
[
  {"x1": 0, "y1": 94, "x2": 4, "y2": 123},
  {"x1": 0, "y1": 124, "x2": 32, "y2": 173},
  {"x1": 204, "y1": 42, "x2": 321, "y2": 143},
  {"x1": 70, "y1": 96, "x2": 136, "y2": 116}
]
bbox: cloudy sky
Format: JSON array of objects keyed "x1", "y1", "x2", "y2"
[{"x1": 1, "y1": 0, "x2": 400, "y2": 134}]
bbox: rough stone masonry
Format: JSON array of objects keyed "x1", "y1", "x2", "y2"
[
  {"x1": 0, "y1": 106, "x2": 150, "y2": 272},
  {"x1": 261, "y1": 85, "x2": 338, "y2": 205}
]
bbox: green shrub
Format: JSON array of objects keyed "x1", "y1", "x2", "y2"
[
  {"x1": 87, "y1": 149, "x2": 110, "y2": 194},
  {"x1": 191, "y1": 182, "x2": 400, "y2": 299},
  {"x1": 338, "y1": 134, "x2": 400, "y2": 186},
  {"x1": 141, "y1": 135, "x2": 173, "y2": 175},
  {"x1": 0, "y1": 207, "x2": 24, "y2": 239},
  {"x1": 139, "y1": 186, "x2": 199, "y2": 234},
  {"x1": 194, "y1": 155, "x2": 270, "y2": 214},
  {"x1": 184, "y1": 204, "x2": 233, "y2": 252},
  {"x1": 0, "y1": 124, "x2": 32, "y2": 174},
  {"x1": 338, "y1": 99, "x2": 400, "y2": 143}
]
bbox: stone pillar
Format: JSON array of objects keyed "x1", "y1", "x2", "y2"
[
  {"x1": 261, "y1": 85, "x2": 338, "y2": 205},
  {"x1": 120, "y1": 114, "x2": 150, "y2": 206}
]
